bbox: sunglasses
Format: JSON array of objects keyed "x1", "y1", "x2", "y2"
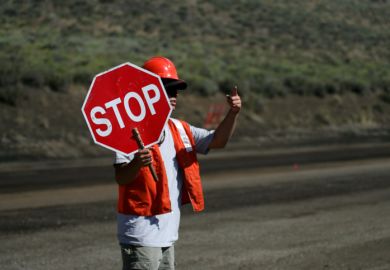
[{"x1": 166, "y1": 88, "x2": 178, "y2": 97}]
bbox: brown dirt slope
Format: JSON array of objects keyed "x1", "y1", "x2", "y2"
[{"x1": 1, "y1": 85, "x2": 390, "y2": 161}]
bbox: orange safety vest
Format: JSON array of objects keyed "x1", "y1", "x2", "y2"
[{"x1": 117, "y1": 119, "x2": 205, "y2": 216}]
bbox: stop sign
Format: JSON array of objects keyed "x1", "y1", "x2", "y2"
[{"x1": 81, "y1": 62, "x2": 172, "y2": 155}]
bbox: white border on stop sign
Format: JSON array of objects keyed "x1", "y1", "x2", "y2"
[{"x1": 81, "y1": 62, "x2": 173, "y2": 156}]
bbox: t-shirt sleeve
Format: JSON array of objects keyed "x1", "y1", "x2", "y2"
[
  {"x1": 114, "y1": 152, "x2": 134, "y2": 165},
  {"x1": 189, "y1": 125, "x2": 215, "y2": 155}
]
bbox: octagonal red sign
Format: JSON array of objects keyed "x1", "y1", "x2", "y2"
[{"x1": 81, "y1": 62, "x2": 173, "y2": 155}]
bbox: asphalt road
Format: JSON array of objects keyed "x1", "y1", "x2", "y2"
[
  {"x1": 0, "y1": 145, "x2": 390, "y2": 269},
  {"x1": 2, "y1": 142, "x2": 390, "y2": 193}
]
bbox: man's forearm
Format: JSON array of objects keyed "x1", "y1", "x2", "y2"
[
  {"x1": 209, "y1": 109, "x2": 239, "y2": 149},
  {"x1": 115, "y1": 149, "x2": 152, "y2": 185},
  {"x1": 114, "y1": 160, "x2": 142, "y2": 185}
]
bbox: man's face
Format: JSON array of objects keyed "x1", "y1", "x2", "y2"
[{"x1": 166, "y1": 88, "x2": 178, "y2": 110}]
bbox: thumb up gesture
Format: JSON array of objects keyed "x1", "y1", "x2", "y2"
[{"x1": 226, "y1": 86, "x2": 242, "y2": 114}]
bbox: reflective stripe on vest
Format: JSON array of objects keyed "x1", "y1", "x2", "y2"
[
  {"x1": 170, "y1": 118, "x2": 193, "y2": 152},
  {"x1": 117, "y1": 119, "x2": 204, "y2": 216}
]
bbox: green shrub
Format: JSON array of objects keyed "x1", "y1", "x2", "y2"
[
  {"x1": 379, "y1": 93, "x2": 390, "y2": 104},
  {"x1": 188, "y1": 75, "x2": 219, "y2": 96},
  {"x1": 21, "y1": 70, "x2": 45, "y2": 88},
  {"x1": 0, "y1": 86, "x2": 22, "y2": 106},
  {"x1": 73, "y1": 70, "x2": 93, "y2": 85},
  {"x1": 283, "y1": 76, "x2": 308, "y2": 96},
  {"x1": 218, "y1": 79, "x2": 237, "y2": 95},
  {"x1": 340, "y1": 80, "x2": 369, "y2": 96},
  {"x1": 258, "y1": 77, "x2": 287, "y2": 98},
  {"x1": 46, "y1": 73, "x2": 71, "y2": 93}
]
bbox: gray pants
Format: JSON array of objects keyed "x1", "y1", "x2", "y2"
[{"x1": 120, "y1": 244, "x2": 175, "y2": 270}]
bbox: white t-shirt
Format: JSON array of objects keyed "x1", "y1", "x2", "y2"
[{"x1": 115, "y1": 120, "x2": 214, "y2": 247}]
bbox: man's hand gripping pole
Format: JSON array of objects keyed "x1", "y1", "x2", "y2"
[{"x1": 132, "y1": 128, "x2": 159, "y2": 182}]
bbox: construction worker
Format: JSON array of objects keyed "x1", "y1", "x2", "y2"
[{"x1": 114, "y1": 56, "x2": 241, "y2": 270}]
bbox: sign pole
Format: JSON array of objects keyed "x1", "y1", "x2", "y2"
[{"x1": 132, "y1": 128, "x2": 159, "y2": 182}]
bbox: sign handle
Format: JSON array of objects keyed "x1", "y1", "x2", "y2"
[{"x1": 132, "y1": 128, "x2": 159, "y2": 182}]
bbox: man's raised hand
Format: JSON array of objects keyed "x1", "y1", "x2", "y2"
[{"x1": 226, "y1": 86, "x2": 241, "y2": 114}]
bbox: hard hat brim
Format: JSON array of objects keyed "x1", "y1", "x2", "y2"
[{"x1": 162, "y1": 78, "x2": 187, "y2": 91}]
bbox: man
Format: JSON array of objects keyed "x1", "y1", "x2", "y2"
[{"x1": 114, "y1": 56, "x2": 241, "y2": 270}]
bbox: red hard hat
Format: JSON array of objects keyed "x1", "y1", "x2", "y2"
[{"x1": 143, "y1": 56, "x2": 187, "y2": 90}]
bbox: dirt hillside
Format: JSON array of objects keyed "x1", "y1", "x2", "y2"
[{"x1": 1, "y1": 85, "x2": 390, "y2": 162}]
